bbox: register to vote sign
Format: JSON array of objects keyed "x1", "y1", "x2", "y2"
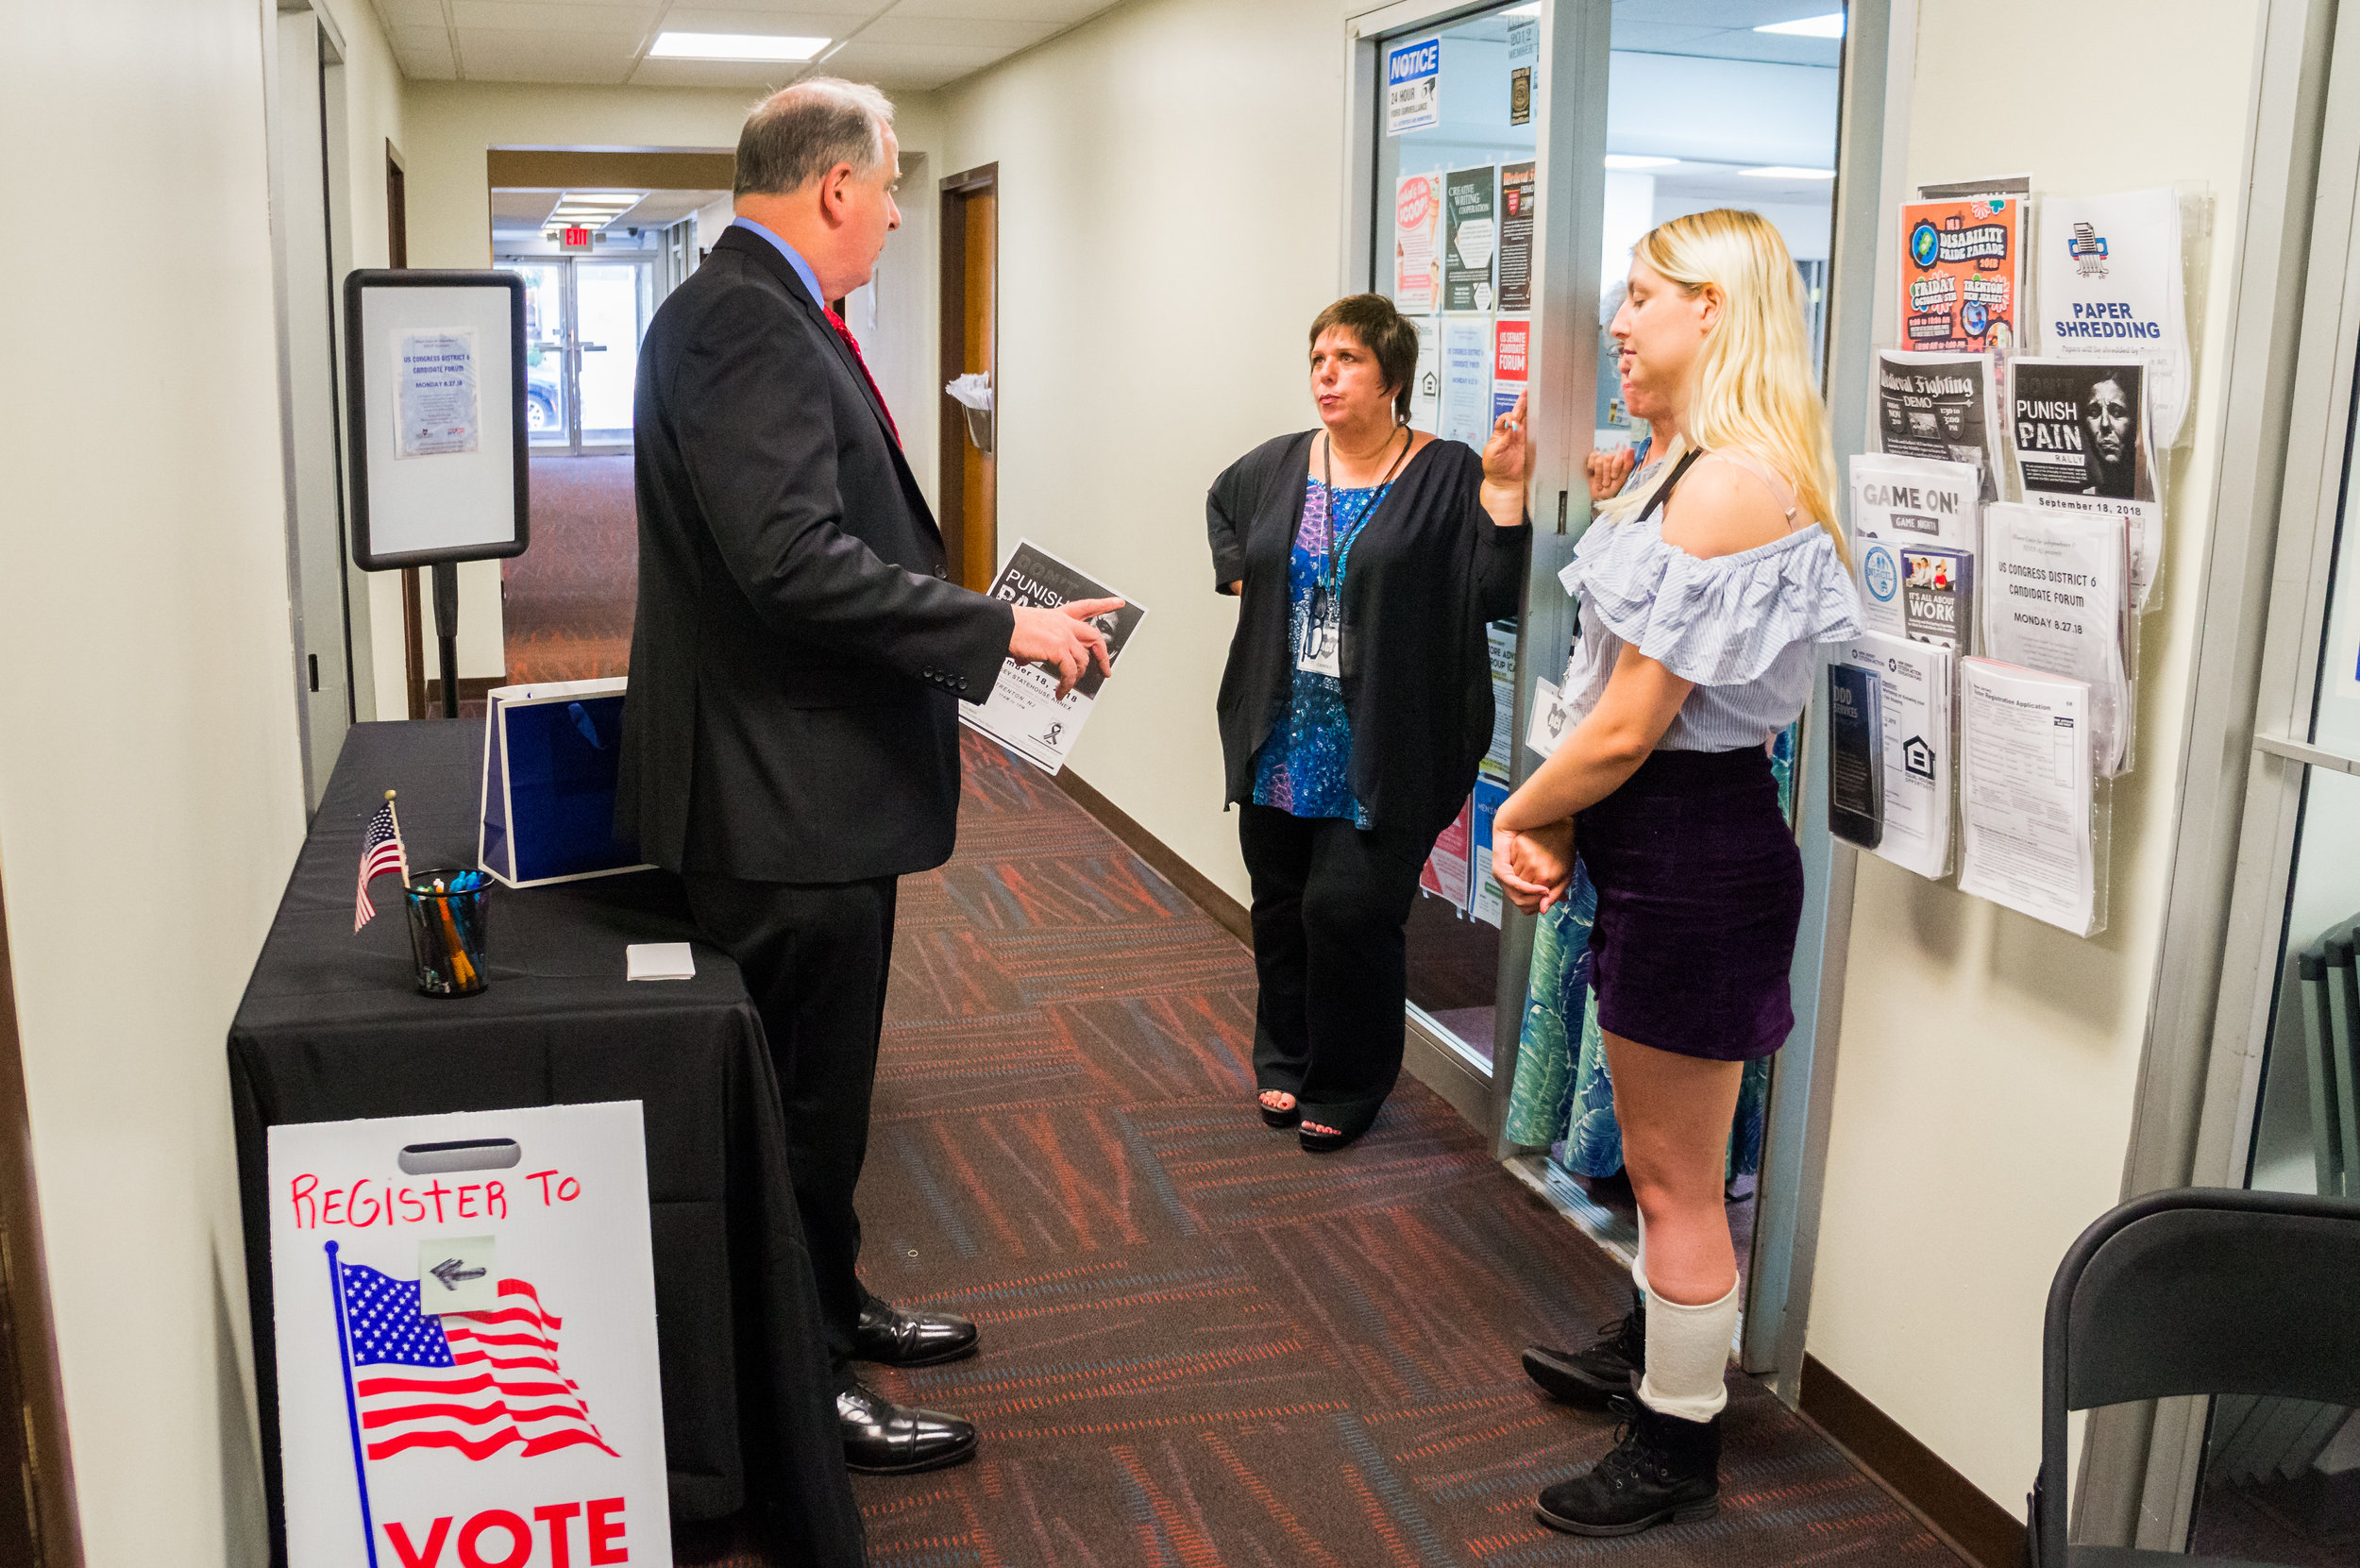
[{"x1": 268, "y1": 1103, "x2": 670, "y2": 1567}]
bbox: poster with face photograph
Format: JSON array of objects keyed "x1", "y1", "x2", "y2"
[{"x1": 2009, "y1": 356, "x2": 2161, "y2": 607}]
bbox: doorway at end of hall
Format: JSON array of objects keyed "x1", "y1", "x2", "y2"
[{"x1": 939, "y1": 164, "x2": 998, "y2": 594}]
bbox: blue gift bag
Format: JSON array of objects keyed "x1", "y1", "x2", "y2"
[{"x1": 478, "y1": 678, "x2": 654, "y2": 887}]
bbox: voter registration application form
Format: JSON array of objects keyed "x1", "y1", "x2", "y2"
[{"x1": 1957, "y1": 658, "x2": 2100, "y2": 936}]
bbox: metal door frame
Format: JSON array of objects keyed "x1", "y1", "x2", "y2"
[{"x1": 497, "y1": 253, "x2": 650, "y2": 456}]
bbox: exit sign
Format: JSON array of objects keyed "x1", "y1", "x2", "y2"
[{"x1": 560, "y1": 226, "x2": 593, "y2": 252}]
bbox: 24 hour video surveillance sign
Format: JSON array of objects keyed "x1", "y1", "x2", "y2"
[
  {"x1": 1386, "y1": 37, "x2": 1441, "y2": 134},
  {"x1": 269, "y1": 1103, "x2": 670, "y2": 1568}
]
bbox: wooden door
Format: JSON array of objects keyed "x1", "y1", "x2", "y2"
[{"x1": 938, "y1": 166, "x2": 998, "y2": 592}]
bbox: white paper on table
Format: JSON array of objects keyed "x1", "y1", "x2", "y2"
[
  {"x1": 626, "y1": 942, "x2": 696, "y2": 981},
  {"x1": 1979, "y1": 503, "x2": 2131, "y2": 774},
  {"x1": 1957, "y1": 658, "x2": 2099, "y2": 935},
  {"x1": 2036, "y1": 188, "x2": 2189, "y2": 447},
  {"x1": 1836, "y1": 633, "x2": 1954, "y2": 879},
  {"x1": 959, "y1": 539, "x2": 1149, "y2": 775}
]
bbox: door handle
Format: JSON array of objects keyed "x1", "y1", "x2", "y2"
[{"x1": 580, "y1": 342, "x2": 607, "y2": 352}]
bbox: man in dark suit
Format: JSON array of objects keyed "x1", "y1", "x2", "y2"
[{"x1": 620, "y1": 77, "x2": 1117, "y2": 1475}]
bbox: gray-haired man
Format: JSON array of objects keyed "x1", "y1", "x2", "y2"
[{"x1": 619, "y1": 78, "x2": 1118, "y2": 1475}]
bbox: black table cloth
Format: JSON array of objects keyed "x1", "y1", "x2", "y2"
[{"x1": 230, "y1": 720, "x2": 863, "y2": 1567}]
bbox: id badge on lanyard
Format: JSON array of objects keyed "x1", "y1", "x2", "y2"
[{"x1": 1297, "y1": 581, "x2": 1342, "y2": 677}]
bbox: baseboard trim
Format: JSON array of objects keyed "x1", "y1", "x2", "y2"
[
  {"x1": 1051, "y1": 767, "x2": 1252, "y2": 947},
  {"x1": 1799, "y1": 1353, "x2": 2023, "y2": 1568}
]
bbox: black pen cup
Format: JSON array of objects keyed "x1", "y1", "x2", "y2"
[{"x1": 405, "y1": 870, "x2": 490, "y2": 997}]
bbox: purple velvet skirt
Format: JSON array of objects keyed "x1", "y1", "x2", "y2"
[{"x1": 1576, "y1": 746, "x2": 1803, "y2": 1062}]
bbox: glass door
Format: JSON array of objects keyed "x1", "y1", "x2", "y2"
[
  {"x1": 502, "y1": 256, "x2": 649, "y2": 453},
  {"x1": 2174, "y1": 28, "x2": 2360, "y2": 1553}
]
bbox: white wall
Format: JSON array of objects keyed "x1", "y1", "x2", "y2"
[
  {"x1": 1807, "y1": 0, "x2": 2265, "y2": 1512},
  {"x1": 934, "y1": 0, "x2": 1353, "y2": 906},
  {"x1": 0, "y1": 1, "x2": 316, "y2": 1560}
]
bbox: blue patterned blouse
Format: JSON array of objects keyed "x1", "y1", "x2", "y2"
[{"x1": 1249, "y1": 478, "x2": 1391, "y2": 826}]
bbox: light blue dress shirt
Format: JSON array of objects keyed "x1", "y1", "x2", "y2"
[{"x1": 730, "y1": 216, "x2": 823, "y2": 308}]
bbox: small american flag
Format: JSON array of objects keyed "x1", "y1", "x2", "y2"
[
  {"x1": 338, "y1": 1262, "x2": 616, "y2": 1462},
  {"x1": 354, "y1": 798, "x2": 408, "y2": 932}
]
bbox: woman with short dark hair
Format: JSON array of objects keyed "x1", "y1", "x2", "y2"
[{"x1": 1206, "y1": 293, "x2": 1531, "y2": 1152}]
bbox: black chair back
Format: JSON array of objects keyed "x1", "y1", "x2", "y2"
[{"x1": 2033, "y1": 1188, "x2": 2360, "y2": 1565}]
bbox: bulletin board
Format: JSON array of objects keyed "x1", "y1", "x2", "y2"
[{"x1": 343, "y1": 270, "x2": 530, "y2": 570}]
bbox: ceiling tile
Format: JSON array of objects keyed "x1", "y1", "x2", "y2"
[
  {"x1": 388, "y1": 22, "x2": 457, "y2": 51},
  {"x1": 818, "y1": 37, "x2": 1010, "y2": 88},
  {"x1": 370, "y1": 0, "x2": 449, "y2": 25},
  {"x1": 659, "y1": 3, "x2": 882, "y2": 26},
  {"x1": 856, "y1": 15, "x2": 1058, "y2": 47},
  {"x1": 628, "y1": 57, "x2": 816, "y2": 89},
  {"x1": 451, "y1": 2, "x2": 654, "y2": 30},
  {"x1": 885, "y1": 0, "x2": 1117, "y2": 21},
  {"x1": 455, "y1": 26, "x2": 641, "y2": 77},
  {"x1": 490, "y1": 190, "x2": 563, "y2": 223}
]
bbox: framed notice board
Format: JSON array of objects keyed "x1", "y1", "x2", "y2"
[{"x1": 344, "y1": 270, "x2": 530, "y2": 570}]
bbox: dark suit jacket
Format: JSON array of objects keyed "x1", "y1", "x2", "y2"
[
  {"x1": 1208, "y1": 433, "x2": 1528, "y2": 843},
  {"x1": 619, "y1": 224, "x2": 1014, "y2": 883}
]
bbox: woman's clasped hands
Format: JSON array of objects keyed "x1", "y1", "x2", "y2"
[{"x1": 1492, "y1": 818, "x2": 1575, "y2": 914}]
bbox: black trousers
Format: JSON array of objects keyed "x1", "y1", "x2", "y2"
[
  {"x1": 1238, "y1": 803, "x2": 1431, "y2": 1136},
  {"x1": 683, "y1": 871, "x2": 898, "y2": 1391}
]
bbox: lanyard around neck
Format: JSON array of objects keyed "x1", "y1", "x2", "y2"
[{"x1": 1320, "y1": 428, "x2": 1409, "y2": 597}]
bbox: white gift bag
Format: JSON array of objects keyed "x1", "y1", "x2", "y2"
[{"x1": 269, "y1": 1103, "x2": 671, "y2": 1568}]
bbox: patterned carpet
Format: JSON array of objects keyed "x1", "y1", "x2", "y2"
[
  {"x1": 814, "y1": 732, "x2": 1963, "y2": 1567},
  {"x1": 503, "y1": 456, "x2": 638, "y2": 685}
]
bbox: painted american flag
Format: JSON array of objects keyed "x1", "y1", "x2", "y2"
[
  {"x1": 353, "y1": 800, "x2": 408, "y2": 933},
  {"x1": 337, "y1": 1262, "x2": 617, "y2": 1461}
]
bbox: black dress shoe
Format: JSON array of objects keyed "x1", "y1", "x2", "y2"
[
  {"x1": 1536, "y1": 1397, "x2": 1719, "y2": 1536},
  {"x1": 1523, "y1": 1291, "x2": 1644, "y2": 1408},
  {"x1": 853, "y1": 1297, "x2": 980, "y2": 1367},
  {"x1": 837, "y1": 1381, "x2": 978, "y2": 1475}
]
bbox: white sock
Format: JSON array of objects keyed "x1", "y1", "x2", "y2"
[
  {"x1": 1632, "y1": 1212, "x2": 1648, "y2": 1301},
  {"x1": 1636, "y1": 1277, "x2": 1738, "y2": 1423}
]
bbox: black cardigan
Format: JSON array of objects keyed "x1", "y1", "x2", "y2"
[{"x1": 1207, "y1": 431, "x2": 1530, "y2": 842}]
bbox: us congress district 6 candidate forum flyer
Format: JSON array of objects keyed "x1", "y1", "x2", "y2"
[{"x1": 961, "y1": 541, "x2": 1148, "y2": 775}]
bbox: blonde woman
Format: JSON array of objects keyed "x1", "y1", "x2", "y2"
[{"x1": 1491, "y1": 210, "x2": 1860, "y2": 1536}]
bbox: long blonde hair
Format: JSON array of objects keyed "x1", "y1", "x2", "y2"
[{"x1": 1608, "y1": 210, "x2": 1847, "y2": 567}]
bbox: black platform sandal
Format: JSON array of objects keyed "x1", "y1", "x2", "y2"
[
  {"x1": 1257, "y1": 1089, "x2": 1301, "y2": 1128},
  {"x1": 1296, "y1": 1106, "x2": 1376, "y2": 1153}
]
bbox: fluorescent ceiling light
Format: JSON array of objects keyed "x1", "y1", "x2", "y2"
[
  {"x1": 1742, "y1": 165, "x2": 1836, "y2": 179},
  {"x1": 1754, "y1": 12, "x2": 1844, "y2": 37},
  {"x1": 1604, "y1": 155, "x2": 1677, "y2": 170},
  {"x1": 649, "y1": 31, "x2": 829, "y2": 61}
]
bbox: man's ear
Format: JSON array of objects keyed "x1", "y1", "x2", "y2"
[{"x1": 819, "y1": 161, "x2": 854, "y2": 225}]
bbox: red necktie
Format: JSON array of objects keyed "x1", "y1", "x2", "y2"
[{"x1": 823, "y1": 306, "x2": 902, "y2": 448}]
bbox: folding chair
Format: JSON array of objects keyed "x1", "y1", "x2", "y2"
[{"x1": 2028, "y1": 1188, "x2": 2360, "y2": 1566}]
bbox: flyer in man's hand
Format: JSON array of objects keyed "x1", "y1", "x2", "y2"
[{"x1": 959, "y1": 539, "x2": 1148, "y2": 774}]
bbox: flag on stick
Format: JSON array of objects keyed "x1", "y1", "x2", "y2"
[{"x1": 355, "y1": 791, "x2": 409, "y2": 933}]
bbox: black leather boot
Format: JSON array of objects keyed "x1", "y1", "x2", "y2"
[
  {"x1": 1521, "y1": 1290, "x2": 1644, "y2": 1408},
  {"x1": 1535, "y1": 1397, "x2": 1720, "y2": 1536}
]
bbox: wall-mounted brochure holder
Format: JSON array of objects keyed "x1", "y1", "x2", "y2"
[{"x1": 344, "y1": 269, "x2": 531, "y2": 717}]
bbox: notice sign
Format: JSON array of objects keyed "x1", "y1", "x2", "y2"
[
  {"x1": 1507, "y1": 16, "x2": 1538, "y2": 125},
  {"x1": 396, "y1": 328, "x2": 480, "y2": 459},
  {"x1": 1386, "y1": 36, "x2": 1441, "y2": 135},
  {"x1": 270, "y1": 1103, "x2": 672, "y2": 1568},
  {"x1": 1497, "y1": 160, "x2": 1536, "y2": 312},
  {"x1": 1445, "y1": 166, "x2": 1497, "y2": 312}
]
